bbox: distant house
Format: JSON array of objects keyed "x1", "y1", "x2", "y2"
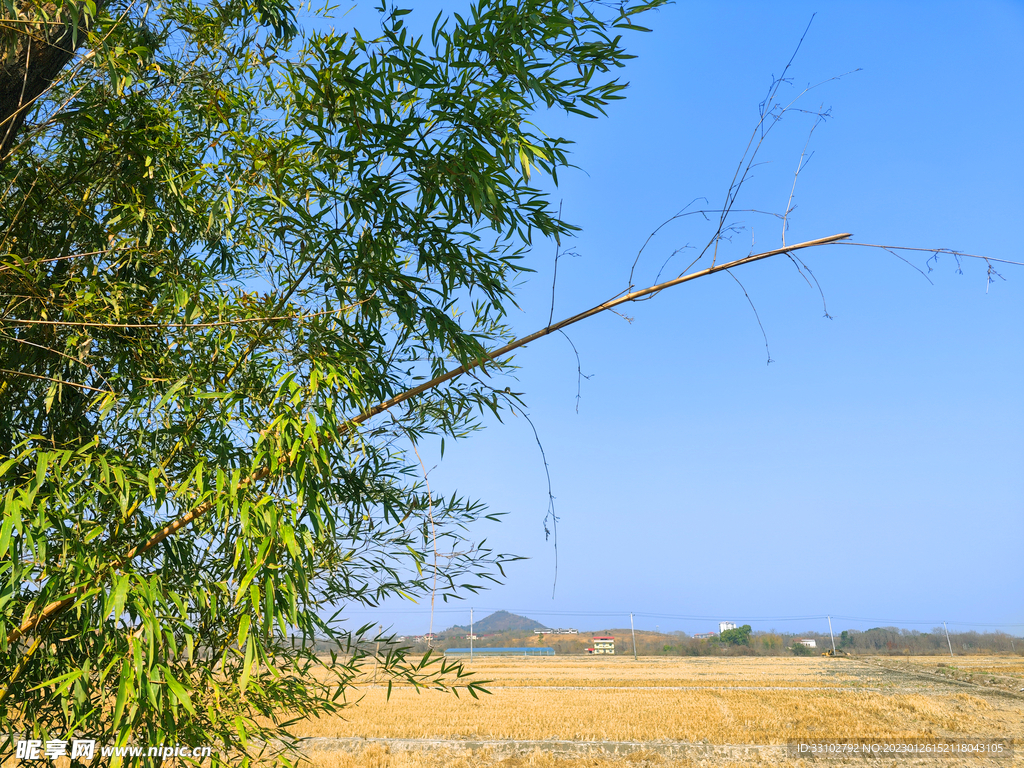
[
  {"x1": 591, "y1": 637, "x2": 615, "y2": 654},
  {"x1": 534, "y1": 628, "x2": 578, "y2": 635},
  {"x1": 794, "y1": 638, "x2": 817, "y2": 648},
  {"x1": 693, "y1": 632, "x2": 716, "y2": 640},
  {"x1": 719, "y1": 622, "x2": 737, "y2": 634}
]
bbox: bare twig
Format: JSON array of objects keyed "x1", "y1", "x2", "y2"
[
  {"x1": 653, "y1": 244, "x2": 697, "y2": 287},
  {"x1": 785, "y1": 252, "x2": 833, "y2": 318},
  {"x1": 878, "y1": 247, "x2": 935, "y2": 285},
  {"x1": 834, "y1": 242, "x2": 1024, "y2": 267},
  {"x1": 558, "y1": 329, "x2": 590, "y2": 414},
  {"x1": 548, "y1": 200, "x2": 562, "y2": 327},
  {"x1": 713, "y1": 14, "x2": 817, "y2": 266},
  {"x1": 627, "y1": 197, "x2": 707, "y2": 290},
  {"x1": 782, "y1": 107, "x2": 826, "y2": 246},
  {"x1": 725, "y1": 270, "x2": 773, "y2": 365},
  {"x1": 505, "y1": 400, "x2": 558, "y2": 599}
]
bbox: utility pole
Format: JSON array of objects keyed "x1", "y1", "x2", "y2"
[
  {"x1": 470, "y1": 607, "x2": 474, "y2": 662},
  {"x1": 827, "y1": 615, "x2": 836, "y2": 655},
  {"x1": 630, "y1": 612, "x2": 638, "y2": 661},
  {"x1": 373, "y1": 624, "x2": 382, "y2": 684},
  {"x1": 943, "y1": 622, "x2": 954, "y2": 658}
]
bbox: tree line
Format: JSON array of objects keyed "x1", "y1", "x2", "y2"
[{"x1": 303, "y1": 626, "x2": 1021, "y2": 657}]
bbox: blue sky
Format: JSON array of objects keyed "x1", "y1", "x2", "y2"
[{"x1": 340, "y1": 1, "x2": 1023, "y2": 637}]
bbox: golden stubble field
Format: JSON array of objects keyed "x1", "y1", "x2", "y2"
[
  {"x1": 288, "y1": 655, "x2": 1024, "y2": 767},
  {"x1": 931, "y1": 658, "x2": 1024, "y2": 678}
]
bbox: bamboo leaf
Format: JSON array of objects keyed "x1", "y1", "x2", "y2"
[{"x1": 163, "y1": 669, "x2": 196, "y2": 715}]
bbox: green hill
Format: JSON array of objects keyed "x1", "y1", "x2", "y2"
[{"x1": 447, "y1": 610, "x2": 546, "y2": 634}]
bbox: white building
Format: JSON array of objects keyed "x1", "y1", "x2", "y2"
[
  {"x1": 719, "y1": 621, "x2": 737, "y2": 634},
  {"x1": 794, "y1": 638, "x2": 817, "y2": 648}
]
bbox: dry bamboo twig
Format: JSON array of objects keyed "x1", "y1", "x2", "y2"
[{"x1": 5, "y1": 232, "x2": 852, "y2": 644}]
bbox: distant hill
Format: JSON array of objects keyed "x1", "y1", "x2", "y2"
[{"x1": 448, "y1": 610, "x2": 546, "y2": 634}]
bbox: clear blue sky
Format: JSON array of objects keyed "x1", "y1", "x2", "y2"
[{"x1": 340, "y1": 2, "x2": 1023, "y2": 637}]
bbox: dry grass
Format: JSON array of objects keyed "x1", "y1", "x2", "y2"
[
  {"x1": 302, "y1": 745, "x2": 757, "y2": 768},
  {"x1": 301, "y1": 745, "x2": 768, "y2": 768},
  {"x1": 345, "y1": 656, "x2": 862, "y2": 689},
  {"x1": 289, "y1": 686, "x2": 996, "y2": 743},
  {"x1": 7, "y1": 657, "x2": 1020, "y2": 767},
  {"x1": 300, "y1": 745, "x2": 1021, "y2": 768},
  {"x1": 280, "y1": 656, "x2": 1020, "y2": 746},
  {"x1": 926, "y1": 657, "x2": 1024, "y2": 678}
]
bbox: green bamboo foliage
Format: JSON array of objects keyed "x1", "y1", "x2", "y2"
[{"x1": 0, "y1": 0, "x2": 666, "y2": 764}]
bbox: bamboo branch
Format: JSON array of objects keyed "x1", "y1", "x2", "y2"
[
  {"x1": 0, "y1": 299, "x2": 374, "y2": 330},
  {"x1": 5, "y1": 233, "x2": 851, "y2": 644},
  {"x1": 0, "y1": 366, "x2": 113, "y2": 395},
  {"x1": 354, "y1": 233, "x2": 852, "y2": 424}
]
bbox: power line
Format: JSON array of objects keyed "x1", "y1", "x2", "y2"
[
  {"x1": 336, "y1": 606, "x2": 1024, "y2": 629},
  {"x1": 830, "y1": 615, "x2": 1024, "y2": 628}
]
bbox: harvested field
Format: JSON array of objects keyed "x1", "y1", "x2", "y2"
[
  {"x1": 929, "y1": 658, "x2": 1024, "y2": 680},
  {"x1": 866, "y1": 657, "x2": 1024, "y2": 696},
  {"x1": 290, "y1": 656, "x2": 1023, "y2": 767},
  {"x1": 348, "y1": 655, "x2": 864, "y2": 690},
  {"x1": 300, "y1": 746, "x2": 1016, "y2": 768}
]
